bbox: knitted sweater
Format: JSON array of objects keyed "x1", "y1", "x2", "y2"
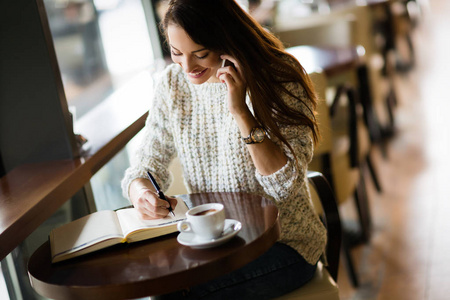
[{"x1": 121, "y1": 63, "x2": 327, "y2": 264}]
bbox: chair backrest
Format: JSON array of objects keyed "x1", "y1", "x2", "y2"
[
  {"x1": 308, "y1": 71, "x2": 363, "y2": 206},
  {"x1": 308, "y1": 72, "x2": 332, "y2": 157},
  {"x1": 307, "y1": 171, "x2": 342, "y2": 282}
]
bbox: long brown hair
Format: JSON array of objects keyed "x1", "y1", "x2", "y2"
[{"x1": 161, "y1": 0, "x2": 320, "y2": 158}]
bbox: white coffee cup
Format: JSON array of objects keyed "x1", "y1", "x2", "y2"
[{"x1": 177, "y1": 203, "x2": 225, "y2": 240}]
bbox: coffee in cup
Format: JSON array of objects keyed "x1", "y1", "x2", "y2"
[
  {"x1": 193, "y1": 208, "x2": 217, "y2": 216},
  {"x1": 177, "y1": 203, "x2": 225, "y2": 240}
]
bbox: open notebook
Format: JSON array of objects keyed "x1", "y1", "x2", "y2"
[{"x1": 50, "y1": 199, "x2": 189, "y2": 263}]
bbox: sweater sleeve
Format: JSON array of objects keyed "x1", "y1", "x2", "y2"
[
  {"x1": 255, "y1": 81, "x2": 314, "y2": 201},
  {"x1": 121, "y1": 70, "x2": 177, "y2": 200}
]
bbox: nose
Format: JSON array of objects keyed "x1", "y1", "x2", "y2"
[{"x1": 177, "y1": 56, "x2": 195, "y2": 73}]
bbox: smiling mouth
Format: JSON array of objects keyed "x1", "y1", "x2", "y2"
[{"x1": 188, "y1": 68, "x2": 208, "y2": 78}]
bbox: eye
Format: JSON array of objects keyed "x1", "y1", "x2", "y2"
[
  {"x1": 196, "y1": 53, "x2": 209, "y2": 59},
  {"x1": 171, "y1": 50, "x2": 182, "y2": 56}
]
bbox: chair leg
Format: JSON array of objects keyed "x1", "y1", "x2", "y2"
[
  {"x1": 357, "y1": 65, "x2": 389, "y2": 158},
  {"x1": 340, "y1": 174, "x2": 372, "y2": 287},
  {"x1": 366, "y1": 154, "x2": 382, "y2": 193},
  {"x1": 354, "y1": 173, "x2": 372, "y2": 244},
  {"x1": 386, "y1": 88, "x2": 396, "y2": 133},
  {"x1": 341, "y1": 233, "x2": 360, "y2": 287},
  {"x1": 379, "y1": 86, "x2": 397, "y2": 139}
]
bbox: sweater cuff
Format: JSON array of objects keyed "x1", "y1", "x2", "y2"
[
  {"x1": 121, "y1": 168, "x2": 172, "y2": 201},
  {"x1": 255, "y1": 158, "x2": 299, "y2": 199}
]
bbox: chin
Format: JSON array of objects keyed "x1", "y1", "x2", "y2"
[{"x1": 188, "y1": 77, "x2": 209, "y2": 85}]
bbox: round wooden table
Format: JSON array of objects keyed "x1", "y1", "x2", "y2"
[{"x1": 28, "y1": 192, "x2": 280, "y2": 300}]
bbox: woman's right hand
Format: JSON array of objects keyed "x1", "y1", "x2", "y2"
[
  {"x1": 129, "y1": 178, "x2": 178, "y2": 220},
  {"x1": 217, "y1": 55, "x2": 248, "y2": 117}
]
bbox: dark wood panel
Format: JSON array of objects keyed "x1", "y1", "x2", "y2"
[{"x1": 0, "y1": 0, "x2": 78, "y2": 172}]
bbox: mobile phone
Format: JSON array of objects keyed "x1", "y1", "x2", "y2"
[{"x1": 222, "y1": 59, "x2": 235, "y2": 69}]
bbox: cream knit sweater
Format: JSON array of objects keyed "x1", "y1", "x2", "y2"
[{"x1": 121, "y1": 63, "x2": 327, "y2": 264}]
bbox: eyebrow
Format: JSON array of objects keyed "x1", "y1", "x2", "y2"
[{"x1": 170, "y1": 45, "x2": 207, "y2": 54}]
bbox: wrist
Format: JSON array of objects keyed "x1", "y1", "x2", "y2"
[
  {"x1": 130, "y1": 178, "x2": 153, "y2": 201},
  {"x1": 231, "y1": 108, "x2": 258, "y2": 134},
  {"x1": 229, "y1": 104, "x2": 251, "y2": 119}
]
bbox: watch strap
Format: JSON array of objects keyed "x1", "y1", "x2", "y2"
[{"x1": 242, "y1": 134, "x2": 254, "y2": 144}]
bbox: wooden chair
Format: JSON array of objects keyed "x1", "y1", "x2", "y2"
[
  {"x1": 349, "y1": 3, "x2": 400, "y2": 140},
  {"x1": 276, "y1": 171, "x2": 341, "y2": 300},
  {"x1": 275, "y1": 3, "x2": 398, "y2": 147},
  {"x1": 308, "y1": 71, "x2": 376, "y2": 287},
  {"x1": 310, "y1": 71, "x2": 373, "y2": 234}
]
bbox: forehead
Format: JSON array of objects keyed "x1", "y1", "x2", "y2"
[{"x1": 167, "y1": 24, "x2": 206, "y2": 51}]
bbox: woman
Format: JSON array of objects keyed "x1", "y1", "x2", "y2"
[{"x1": 121, "y1": 0, "x2": 327, "y2": 298}]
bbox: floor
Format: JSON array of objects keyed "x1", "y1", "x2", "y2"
[{"x1": 337, "y1": 1, "x2": 450, "y2": 299}]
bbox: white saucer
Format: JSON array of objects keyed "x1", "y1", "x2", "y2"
[{"x1": 177, "y1": 219, "x2": 242, "y2": 249}]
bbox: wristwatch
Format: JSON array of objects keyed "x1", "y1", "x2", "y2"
[{"x1": 242, "y1": 127, "x2": 266, "y2": 144}]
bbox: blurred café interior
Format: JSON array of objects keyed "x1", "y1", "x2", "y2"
[{"x1": 0, "y1": 0, "x2": 448, "y2": 299}]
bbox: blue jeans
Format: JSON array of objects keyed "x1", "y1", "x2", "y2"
[{"x1": 154, "y1": 242, "x2": 317, "y2": 300}]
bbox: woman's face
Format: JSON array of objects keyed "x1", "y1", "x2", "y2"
[{"x1": 167, "y1": 24, "x2": 222, "y2": 84}]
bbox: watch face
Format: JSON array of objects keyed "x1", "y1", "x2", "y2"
[{"x1": 252, "y1": 128, "x2": 266, "y2": 143}]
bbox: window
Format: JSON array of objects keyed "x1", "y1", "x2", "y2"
[
  {"x1": 41, "y1": 0, "x2": 166, "y2": 211},
  {"x1": 44, "y1": 0, "x2": 158, "y2": 119}
]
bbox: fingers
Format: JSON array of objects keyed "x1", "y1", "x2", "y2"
[
  {"x1": 167, "y1": 196, "x2": 178, "y2": 210},
  {"x1": 218, "y1": 55, "x2": 245, "y2": 85},
  {"x1": 218, "y1": 72, "x2": 235, "y2": 87},
  {"x1": 133, "y1": 189, "x2": 177, "y2": 220},
  {"x1": 218, "y1": 68, "x2": 245, "y2": 95},
  {"x1": 217, "y1": 67, "x2": 236, "y2": 84},
  {"x1": 220, "y1": 55, "x2": 239, "y2": 70}
]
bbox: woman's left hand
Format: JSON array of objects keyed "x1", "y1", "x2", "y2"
[{"x1": 216, "y1": 55, "x2": 248, "y2": 116}]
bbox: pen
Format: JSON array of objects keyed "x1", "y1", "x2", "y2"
[{"x1": 146, "y1": 171, "x2": 175, "y2": 217}]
